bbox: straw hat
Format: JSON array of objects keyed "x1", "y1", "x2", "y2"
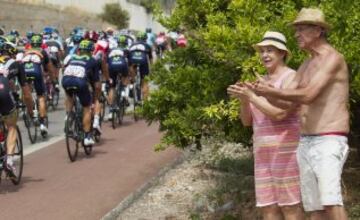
[
  {"x1": 253, "y1": 31, "x2": 292, "y2": 60},
  {"x1": 292, "y1": 8, "x2": 331, "y2": 30}
]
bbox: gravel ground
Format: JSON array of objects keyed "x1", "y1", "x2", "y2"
[{"x1": 116, "y1": 140, "x2": 255, "y2": 220}]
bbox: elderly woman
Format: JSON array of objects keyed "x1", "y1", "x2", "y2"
[{"x1": 228, "y1": 31, "x2": 304, "y2": 220}]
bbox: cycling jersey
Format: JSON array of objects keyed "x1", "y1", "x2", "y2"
[
  {"x1": 62, "y1": 54, "x2": 100, "y2": 107},
  {"x1": 146, "y1": 32, "x2": 156, "y2": 48},
  {"x1": 93, "y1": 40, "x2": 109, "y2": 62},
  {"x1": 177, "y1": 34, "x2": 187, "y2": 47},
  {"x1": 107, "y1": 48, "x2": 128, "y2": 87},
  {"x1": 129, "y1": 42, "x2": 152, "y2": 78},
  {"x1": 44, "y1": 39, "x2": 63, "y2": 68},
  {"x1": 0, "y1": 56, "x2": 27, "y2": 115},
  {"x1": 22, "y1": 49, "x2": 49, "y2": 96}
]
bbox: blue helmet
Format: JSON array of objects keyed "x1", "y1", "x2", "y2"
[
  {"x1": 43, "y1": 26, "x2": 54, "y2": 35},
  {"x1": 72, "y1": 31, "x2": 84, "y2": 44}
]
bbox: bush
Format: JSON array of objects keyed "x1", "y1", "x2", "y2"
[
  {"x1": 99, "y1": 3, "x2": 129, "y2": 29},
  {"x1": 143, "y1": 0, "x2": 360, "y2": 150}
]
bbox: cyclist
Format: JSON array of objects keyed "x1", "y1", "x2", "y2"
[
  {"x1": 106, "y1": 35, "x2": 130, "y2": 120},
  {"x1": 105, "y1": 27, "x2": 118, "y2": 50},
  {"x1": 42, "y1": 26, "x2": 64, "y2": 90},
  {"x1": 22, "y1": 34, "x2": 56, "y2": 136},
  {"x1": 128, "y1": 32, "x2": 153, "y2": 102},
  {"x1": 6, "y1": 34, "x2": 17, "y2": 45},
  {"x1": 176, "y1": 31, "x2": 187, "y2": 48},
  {"x1": 62, "y1": 39, "x2": 100, "y2": 146},
  {"x1": 0, "y1": 41, "x2": 33, "y2": 177},
  {"x1": 155, "y1": 31, "x2": 168, "y2": 59},
  {"x1": 92, "y1": 31, "x2": 111, "y2": 133},
  {"x1": 145, "y1": 28, "x2": 156, "y2": 50},
  {"x1": 66, "y1": 29, "x2": 84, "y2": 56},
  {"x1": 8, "y1": 29, "x2": 20, "y2": 45}
]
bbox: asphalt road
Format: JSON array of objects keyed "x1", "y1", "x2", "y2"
[{"x1": 0, "y1": 89, "x2": 181, "y2": 220}]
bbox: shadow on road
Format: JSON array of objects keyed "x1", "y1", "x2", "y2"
[{"x1": 0, "y1": 176, "x2": 44, "y2": 194}]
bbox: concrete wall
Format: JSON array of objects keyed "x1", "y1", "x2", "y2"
[{"x1": 3, "y1": 0, "x2": 166, "y2": 32}]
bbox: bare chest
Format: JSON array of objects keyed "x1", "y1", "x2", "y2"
[{"x1": 298, "y1": 59, "x2": 322, "y2": 88}]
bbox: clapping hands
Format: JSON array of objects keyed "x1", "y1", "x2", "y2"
[
  {"x1": 227, "y1": 72, "x2": 274, "y2": 99},
  {"x1": 227, "y1": 81, "x2": 255, "y2": 100}
]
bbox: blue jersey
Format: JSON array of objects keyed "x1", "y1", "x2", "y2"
[
  {"x1": 129, "y1": 42, "x2": 152, "y2": 62},
  {"x1": 63, "y1": 54, "x2": 100, "y2": 82}
]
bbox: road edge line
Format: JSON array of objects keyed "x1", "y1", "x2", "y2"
[
  {"x1": 101, "y1": 150, "x2": 191, "y2": 220},
  {"x1": 23, "y1": 135, "x2": 65, "y2": 156}
]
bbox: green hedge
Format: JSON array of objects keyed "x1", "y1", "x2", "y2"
[{"x1": 142, "y1": 0, "x2": 360, "y2": 150}]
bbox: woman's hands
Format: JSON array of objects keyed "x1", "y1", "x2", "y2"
[{"x1": 227, "y1": 82, "x2": 255, "y2": 100}]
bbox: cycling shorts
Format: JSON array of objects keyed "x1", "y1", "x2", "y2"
[
  {"x1": 129, "y1": 58, "x2": 149, "y2": 78},
  {"x1": 24, "y1": 62, "x2": 46, "y2": 96},
  {"x1": 0, "y1": 75, "x2": 16, "y2": 116},
  {"x1": 109, "y1": 63, "x2": 128, "y2": 88},
  {"x1": 62, "y1": 76, "x2": 92, "y2": 107}
]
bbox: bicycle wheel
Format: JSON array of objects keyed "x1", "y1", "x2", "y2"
[
  {"x1": 111, "y1": 107, "x2": 118, "y2": 129},
  {"x1": 99, "y1": 94, "x2": 106, "y2": 123},
  {"x1": 65, "y1": 112, "x2": 79, "y2": 162},
  {"x1": 9, "y1": 126, "x2": 24, "y2": 185},
  {"x1": 23, "y1": 112, "x2": 37, "y2": 144},
  {"x1": 52, "y1": 90, "x2": 60, "y2": 110},
  {"x1": 118, "y1": 95, "x2": 125, "y2": 125}
]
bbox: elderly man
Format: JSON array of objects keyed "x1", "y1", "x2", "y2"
[{"x1": 253, "y1": 8, "x2": 349, "y2": 220}]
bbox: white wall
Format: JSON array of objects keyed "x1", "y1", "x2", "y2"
[{"x1": 42, "y1": 0, "x2": 166, "y2": 32}]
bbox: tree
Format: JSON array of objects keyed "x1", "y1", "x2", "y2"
[
  {"x1": 143, "y1": 0, "x2": 360, "y2": 151},
  {"x1": 99, "y1": 3, "x2": 129, "y2": 29}
]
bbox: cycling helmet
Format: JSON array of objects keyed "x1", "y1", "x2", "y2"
[
  {"x1": 84, "y1": 30, "x2": 99, "y2": 43},
  {"x1": 0, "y1": 41, "x2": 18, "y2": 55},
  {"x1": 136, "y1": 32, "x2": 147, "y2": 41},
  {"x1": 72, "y1": 31, "x2": 84, "y2": 44},
  {"x1": 78, "y1": 39, "x2": 94, "y2": 52},
  {"x1": 26, "y1": 31, "x2": 34, "y2": 40},
  {"x1": 105, "y1": 27, "x2": 114, "y2": 35},
  {"x1": 98, "y1": 31, "x2": 107, "y2": 40},
  {"x1": 43, "y1": 26, "x2": 54, "y2": 35},
  {"x1": 118, "y1": 35, "x2": 127, "y2": 44},
  {"x1": 30, "y1": 34, "x2": 43, "y2": 47},
  {"x1": 9, "y1": 29, "x2": 19, "y2": 37},
  {"x1": 6, "y1": 34, "x2": 16, "y2": 44}
]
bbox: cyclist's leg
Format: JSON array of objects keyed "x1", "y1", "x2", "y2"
[
  {"x1": 4, "y1": 110, "x2": 17, "y2": 155},
  {"x1": 4, "y1": 110, "x2": 18, "y2": 177},
  {"x1": 140, "y1": 61, "x2": 150, "y2": 100},
  {"x1": 107, "y1": 70, "x2": 117, "y2": 106},
  {"x1": 33, "y1": 71, "x2": 48, "y2": 131},
  {"x1": 77, "y1": 80, "x2": 93, "y2": 145},
  {"x1": 91, "y1": 78, "x2": 102, "y2": 132},
  {"x1": 62, "y1": 76, "x2": 74, "y2": 113},
  {"x1": 121, "y1": 64, "x2": 130, "y2": 99}
]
